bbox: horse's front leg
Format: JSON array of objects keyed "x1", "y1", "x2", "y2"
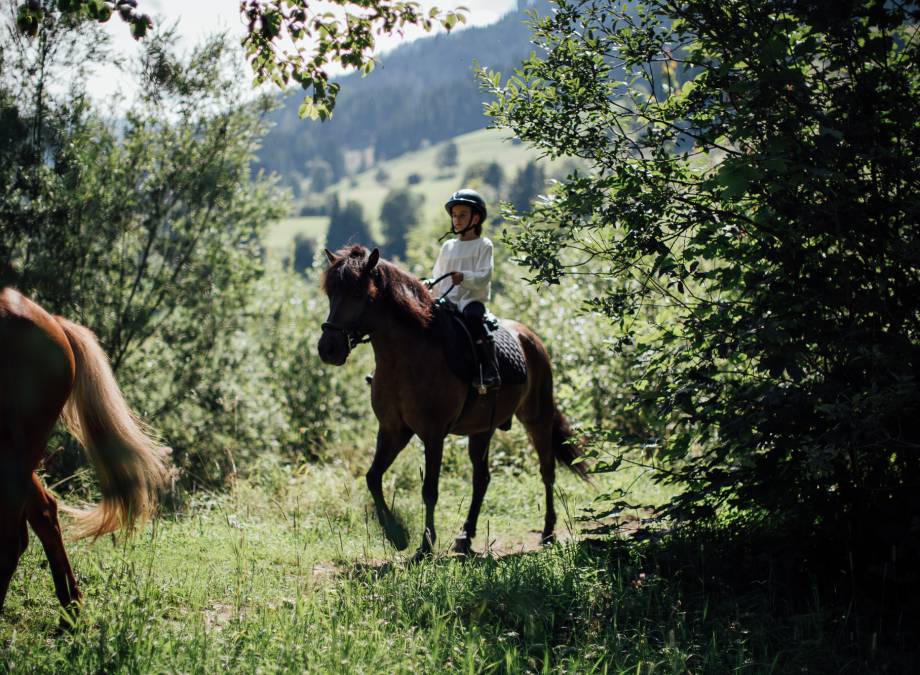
[
  {"x1": 413, "y1": 435, "x2": 445, "y2": 562},
  {"x1": 367, "y1": 426, "x2": 414, "y2": 551}
]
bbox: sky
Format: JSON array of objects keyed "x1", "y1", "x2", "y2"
[{"x1": 91, "y1": 0, "x2": 518, "y2": 102}]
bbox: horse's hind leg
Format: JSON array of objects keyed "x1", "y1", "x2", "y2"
[
  {"x1": 0, "y1": 507, "x2": 28, "y2": 613},
  {"x1": 26, "y1": 474, "x2": 81, "y2": 611},
  {"x1": 524, "y1": 418, "x2": 557, "y2": 544},
  {"x1": 453, "y1": 431, "x2": 493, "y2": 556},
  {"x1": 414, "y1": 436, "x2": 445, "y2": 561},
  {"x1": 0, "y1": 456, "x2": 29, "y2": 612}
]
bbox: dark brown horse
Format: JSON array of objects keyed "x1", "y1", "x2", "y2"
[
  {"x1": 318, "y1": 246, "x2": 586, "y2": 559},
  {"x1": 0, "y1": 288, "x2": 171, "y2": 615}
]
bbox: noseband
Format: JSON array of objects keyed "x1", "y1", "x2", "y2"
[{"x1": 321, "y1": 321, "x2": 371, "y2": 353}]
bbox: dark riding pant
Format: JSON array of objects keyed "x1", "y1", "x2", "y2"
[
  {"x1": 462, "y1": 301, "x2": 500, "y2": 390},
  {"x1": 461, "y1": 302, "x2": 488, "y2": 340}
]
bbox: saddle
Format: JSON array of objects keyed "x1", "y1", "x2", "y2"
[{"x1": 431, "y1": 300, "x2": 528, "y2": 392}]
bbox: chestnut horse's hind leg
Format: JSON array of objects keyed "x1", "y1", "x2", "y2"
[
  {"x1": 453, "y1": 431, "x2": 494, "y2": 557},
  {"x1": 0, "y1": 456, "x2": 29, "y2": 612},
  {"x1": 0, "y1": 507, "x2": 28, "y2": 613},
  {"x1": 26, "y1": 474, "x2": 81, "y2": 611},
  {"x1": 367, "y1": 426, "x2": 414, "y2": 551}
]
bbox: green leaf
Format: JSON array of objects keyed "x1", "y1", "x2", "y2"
[
  {"x1": 715, "y1": 161, "x2": 760, "y2": 199},
  {"x1": 298, "y1": 100, "x2": 322, "y2": 120}
]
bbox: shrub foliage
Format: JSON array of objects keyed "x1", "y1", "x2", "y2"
[
  {"x1": 0, "y1": 18, "x2": 372, "y2": 488},
  {"x1": 483, "y1": 0, "x2": 920, "y2": 546}
]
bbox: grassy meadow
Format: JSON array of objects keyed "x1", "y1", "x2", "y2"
[
  {"x1": 3, "y1": 459, "x2": 664, "y2": 673},
  {"x1": 1, "y1": 454, "x2": 898, "y2": 673},
  {"x1": 263, "y1": 127, "x2": 566, "y2": 255},
  {"x1": 324, "y1": 128, "x2": 565, "y2": 230},
  {"x1": 263, "y1": 216, "x2": 330, "y2": 257}
]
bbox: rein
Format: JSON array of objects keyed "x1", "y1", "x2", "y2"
[
  {"x1": 426, "y1": 271, "x2": 457, "y2": 302},
  {"x1": 323, "y1": 272, "x2": 458, "y2": 353}
]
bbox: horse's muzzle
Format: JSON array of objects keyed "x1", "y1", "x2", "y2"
[{"x1": 317, "y1": 330, "x2": 349, "y2": 365}]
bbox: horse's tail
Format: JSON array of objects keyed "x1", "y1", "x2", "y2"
[
  {"x1": 56, "y1": 317, "x2": 172, "y2": 540},
  {"x1": 552, "y1": 405, "x2": 590, "y2": 480}
]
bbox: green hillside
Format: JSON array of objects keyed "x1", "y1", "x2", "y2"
[
  {"x1": 263, "y1": 216, "x2": 328, "y2": 251},
  {"x1": 263, "y1": 127, "x2": 568, "y2": 254},
  {"x1": 255, "y1": 2, "x2": 553, "y2": 186}
]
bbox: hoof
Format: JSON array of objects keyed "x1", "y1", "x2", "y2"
[
  {"x1": 540, "y1": 532, "x2": 556, "y2": 547},
  {"x1": 452, "y1": 535, "x2": 474, "y2": 557},
  {"x1": 56, "y1": 604, "x2": 81, "y2": 633},
  {"x1": 409, "y1": 547, "x2": 433, "y2": 565},
  {"x1": 379, "y1": 511, "x2": 410, "y2": 551}
]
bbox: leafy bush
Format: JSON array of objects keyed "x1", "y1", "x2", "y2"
[
  {"x1": 483, "y1": 0, "x2": 920, "y2": 556},
  {"x1": 508, "y1": 160, "x2": 546, "y2": 212},
  {"x1": 436, "y1": 140, "x2": 459, "y2": 168},
  {"x1": 0, "y1": 19, "x2": 376, "y2": 491},
  {"x1": 290, "y1": 234, "x2": 318, "y2": 275}
]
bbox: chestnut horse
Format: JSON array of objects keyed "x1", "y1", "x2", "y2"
[
  {"x1": 0, "y1": 288, "x2": 171, "y2": 615},
  {"x1": 318, "y1": 246, "x2": 586, "y2": 560}
]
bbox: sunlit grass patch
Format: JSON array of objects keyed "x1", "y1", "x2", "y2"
[{"x1": 3, "y1": 461, "x2": 907, "y2": 673}]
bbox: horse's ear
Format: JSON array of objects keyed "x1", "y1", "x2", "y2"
[
  {"x1": 366, "y1": 247, "x2": 380, "y2": 271},
  {"x1": 324, "y1": 248, "x2": 338, "y2": 265}
]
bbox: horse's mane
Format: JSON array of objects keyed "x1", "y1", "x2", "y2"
[{"x1": 322, "y1": 245, "x2": 434, "y2": 329}]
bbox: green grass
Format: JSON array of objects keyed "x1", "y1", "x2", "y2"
[
  {"x1": 2, "y1": 457, "x2": 908, "y2": 673},
  {"x1": 0, "y1": 457, "x2": 623, "y2": 672},
  {"x1": 263, "y1": 216, "x2": 330, "y2": 259},
  {"x1": 263, "y1": 127, "x2": 568, "y2": 254},
  {"x1": 327, "y1": 128, "x2": 566, "y2": 233}
]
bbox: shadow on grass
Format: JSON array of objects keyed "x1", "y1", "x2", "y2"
[{"x1": 335, "y1": 526, "x2": 920, "y2": 673}]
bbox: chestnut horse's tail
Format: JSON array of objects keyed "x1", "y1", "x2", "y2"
[
  {"x1": 552, "y1": 406, "x2": 590, "y2": 480},
  {"x1": 55, "y1": 317, "x2": 172, "y2": 540}
]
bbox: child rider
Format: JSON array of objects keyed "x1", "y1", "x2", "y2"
[{"x1": 429, "y1": 188, "x2": 500, "y2": 391}]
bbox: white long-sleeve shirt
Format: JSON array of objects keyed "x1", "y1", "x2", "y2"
[{"x1": 430, "y1": 236, "x2": 493, "y2": 310}]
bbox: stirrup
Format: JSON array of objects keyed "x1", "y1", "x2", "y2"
[
  {"x1": 476, "y1": 370, "x2": 487, "y2": 395},
  {"x1": 476, "y1": 365, "x2": 500, "y2": 395}
]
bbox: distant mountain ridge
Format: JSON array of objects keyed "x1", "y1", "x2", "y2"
[{"x1": 254, "y1": 0, "x2": 552, "y2": 188}]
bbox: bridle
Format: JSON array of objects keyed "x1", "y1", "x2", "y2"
[
  {"x1": 323, "y1": 272, "x2": 457, "y2": 354},
  {"x1": 320, "y1": 320, "x2": 371, "y2": 353},
  {"x1": 321, "y1": 294, "x2": 373, "y2": 354}
]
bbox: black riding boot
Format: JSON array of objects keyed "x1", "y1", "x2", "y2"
[{"x1": 476, "y1": 335, "x2": 501, "y2": 392}]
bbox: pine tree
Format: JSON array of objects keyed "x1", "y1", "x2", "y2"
[
  {"x1": 379, "y1": 188, "x2": 423, "y2": 260},
  {"x1": 508, "y1": 160, "x2": 545, "y2": 212},
  {"x1": 325, "y1": 195, "x2": 374, "y2": 251}
]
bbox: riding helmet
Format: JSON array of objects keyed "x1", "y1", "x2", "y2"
[{"x1": 444, "y1": 188, "x2": 487, "y2": 221}]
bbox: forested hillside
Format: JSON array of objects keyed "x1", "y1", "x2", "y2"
[{"x1": 254, "y1": 0, "x2": 552, "y2": 188}]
